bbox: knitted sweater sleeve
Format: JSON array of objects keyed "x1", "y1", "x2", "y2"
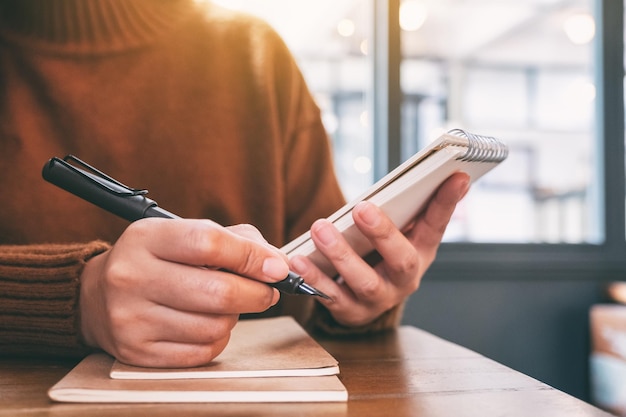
[{"x1": 0, "y1": 241, "x2": 110, "y2": 358}]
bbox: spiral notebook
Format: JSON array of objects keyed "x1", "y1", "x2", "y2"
[{"x1": 282, "y1": 129, "x2": 508, "y2": 277}]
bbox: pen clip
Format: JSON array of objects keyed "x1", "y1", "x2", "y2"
[{"x1": 60, "y1": 155, "x2": 149, "y2": 197}]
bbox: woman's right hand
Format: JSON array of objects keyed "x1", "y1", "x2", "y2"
[{"x1": 78, "y1": 218, "x2": 289, "y2": 368}]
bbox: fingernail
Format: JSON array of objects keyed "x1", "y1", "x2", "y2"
[
  {"x1": 262, "y1": 257, "x2": 289, "y2": 280},
  {"x1": 314, "y1": 221, "x2": 336, "y2": 246},
  {"x1": 356, "y1": 201, "x2": 379, "y2": 227}
]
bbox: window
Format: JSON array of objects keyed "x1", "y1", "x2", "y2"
[
  {"x1": 399, "y1": 0, "x2": 597, "y2": 243},
  {"x1": 206, "y1": 0, "x2": 626, "y2": 401},
  {"x1": 211, "y1": 0, "x2": 601, "y2": 245}
]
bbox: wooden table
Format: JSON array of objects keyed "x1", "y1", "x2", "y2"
[{"x1": 0, "y1": 326, "x2": 613, "y2": 416}]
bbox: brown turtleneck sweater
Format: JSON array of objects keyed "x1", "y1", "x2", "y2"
[{"x1": 0, "y1": 0, "x2": 402, "y2": 359}]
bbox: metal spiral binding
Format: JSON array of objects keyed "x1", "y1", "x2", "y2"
[{"x1": 447, "y1": 129, "x2": 508, "y2": 163}]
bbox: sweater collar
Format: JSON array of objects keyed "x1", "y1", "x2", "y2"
[{"x1": 0, "y1": 0, "x2": 196, "y2": 55}]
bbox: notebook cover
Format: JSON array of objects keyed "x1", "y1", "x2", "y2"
[
  {"x1": 48, "y1": 353, "x2": 347, "y2": 403},
  {"x1": 110, "y1": 317, "x2": 339, "y2": 379}
]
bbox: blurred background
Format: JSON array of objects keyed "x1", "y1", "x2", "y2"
[
  {"x1": 212, "y1": 0, "x2": 596, "y2": 244},
  {"x1": 207, "y1": 0, "x2": 623, "y2": 409}
]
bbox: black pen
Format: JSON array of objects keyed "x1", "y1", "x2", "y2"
[{"x1": 41, "y1": 155, "x2": 331, "y2": 300}]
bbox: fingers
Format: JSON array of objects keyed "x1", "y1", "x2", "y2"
[
  {"x1": 298, "y1": 173, "x2": 471, "y2": 328},
  {"x1": 80, "y1": 219, "x2": 289, "y2": 367},
  {"x1": 102, "y1": 220, "x2": 283, "y2": 314},
  {"x1": 136, "y1": 265, "x2": 280, "y2": 314},
  {"x1": 407, "y1": 172, "x2": 470, "y2": 250},
  {"x1": 291, "y1": 254, "x2": 388, "y2": 327},
  {"x1": 308, "y1": 219, "x2": 393, "y2": 306},
  {"x1": 124, "y1": 218, "x2": 290, "y2": 282},
  {"x1": 134, "y1": 306, "x2": 239, "y2": 345},
  {"x1": 137, "y1": 339, "x2": 231, "y2": 368},
  {"x1": 110, "y1": 304, "x2": 238, "y2": 367},
  {"x1": 116, "y1": 320, "x2": 235, "y2": 368},
  {"x1": 349, "y1": 172, "x2": 469, "y2": 283},
  {"x1": 351, "y1": 201, "x2": 417, "y2": 281}
]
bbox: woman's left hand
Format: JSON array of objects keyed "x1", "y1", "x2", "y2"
[{"x1": 289, "y1": 172, "x2": 470, "y2": 327}]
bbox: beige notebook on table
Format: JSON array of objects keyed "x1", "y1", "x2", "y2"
[
  {"x1": 282, "y1": 128, "x2": 508, "y2": 277},
  {"x1": 109, "y1": 316, "x2": 339, "y2": 379},
  {"x1": 48, "y1": 317, "x2": 347, "y2": 403}
]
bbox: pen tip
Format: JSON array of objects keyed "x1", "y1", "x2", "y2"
[{"x1": 298, "y1": 282, "x2": 333, "y2": 301}]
